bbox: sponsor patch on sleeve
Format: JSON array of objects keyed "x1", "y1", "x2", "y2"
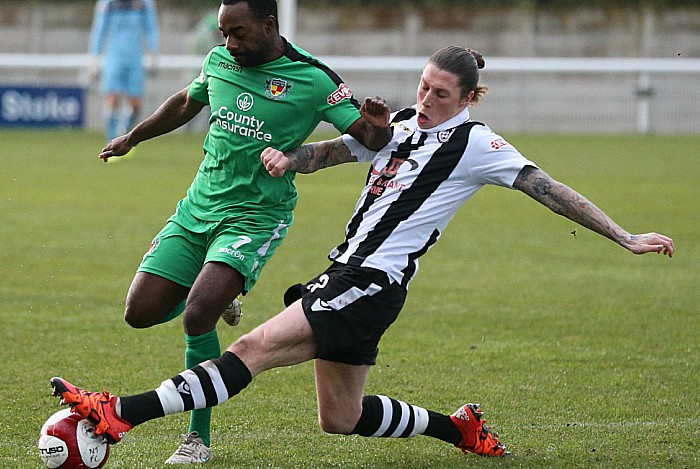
[
  {"x1": 327, "y1": 83, "x2": 353, "y2": 105},
  {"x1": 490, "y1": 138, "x2": 510, "y2": 150}
]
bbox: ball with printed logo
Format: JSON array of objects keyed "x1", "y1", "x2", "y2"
[{"x1": 38, "y1": 408, "x2": 110, "y2": 469}]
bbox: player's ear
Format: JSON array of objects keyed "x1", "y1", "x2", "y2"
[
  {"x1": 264, "y1": 14, "x2": 278, "y2": 33},
  {"x1": 461, "y1": 90, "x2": 475, "y2": 107}
]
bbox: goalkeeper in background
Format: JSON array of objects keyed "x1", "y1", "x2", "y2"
[{"x1": 88, "y1": 0, "x2": 160, "y2": 142}]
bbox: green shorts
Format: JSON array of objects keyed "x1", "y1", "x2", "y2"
[{"x1": 138, "y1": 207, "x2": 293, "y2": 294}]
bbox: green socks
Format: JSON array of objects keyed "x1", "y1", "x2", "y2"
[{"x1": 184, "y1": 329, "x2": 221, "y2": 447}]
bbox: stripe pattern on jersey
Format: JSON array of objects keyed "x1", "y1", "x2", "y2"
[
  {"x1": 364, "y1": 107, "x2": 419, "y2": 186},
  {"x1": 334, "y1": 120, "x2": 483, "y2": 287},
  {"x1": 335, "y1": 131, "x2": 428, "y2": 259}
]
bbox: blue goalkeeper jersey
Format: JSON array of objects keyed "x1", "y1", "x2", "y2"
[{"x1": 89, "y1": 0, "x2": 159, "y2": 64}]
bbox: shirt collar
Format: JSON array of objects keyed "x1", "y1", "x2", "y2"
[{"x1": 413, "y1": 106, "x2": 471, "y2": 133}]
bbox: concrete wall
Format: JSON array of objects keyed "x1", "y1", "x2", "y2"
[
  {"x1": 295, "y1": 4, "x2": 700, "y2": 58},
  {"x1": 1, "y1": 2, "x2": 699, "y2": 57},
  {"x1": 1, "y1": 1, "x2": 699, "y2": 134}
]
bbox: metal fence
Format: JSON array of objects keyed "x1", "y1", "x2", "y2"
[{"x1": 1, "y1": 54, "x2": 699, "y2": 134}]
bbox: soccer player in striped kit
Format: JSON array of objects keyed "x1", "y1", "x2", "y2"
[
  {"x1": 88, "y1": 0, "x2": 391, "y2": 463},
  {"x1": 52, "y1": 45, "x2": 674, "y2": 461}
]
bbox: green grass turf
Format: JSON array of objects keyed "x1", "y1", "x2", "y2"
[{"x1": 0, "y1": 129, "x2": 698, "y2": 468}]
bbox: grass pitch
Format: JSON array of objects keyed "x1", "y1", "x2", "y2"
[{"x1": 1, "y1": 129, "x2": 698, "y2": 468}]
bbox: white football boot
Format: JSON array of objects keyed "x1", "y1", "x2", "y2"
[
  {"x1": 165, "y1": 432, "x2": 213, "y2": 464},
  {"x1": 220, "y1": 296, "x2": 243, "y2": 326}
]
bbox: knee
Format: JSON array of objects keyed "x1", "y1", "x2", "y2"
[
  {"x1": 230, "y1": 332, "x2": 258, "y2": 357},
  {"x1": 123, "y1": 302, "x2": 153, "y2": 329},
  {"x1": 123, "y1": 296, "x2": 163, "y2": 329},
  {"x1": 317, "y1": 411, "x2": 358, "y2": 435},
  {"x1": 182, "y1": 301, "x2": 220, "y2": 336}
]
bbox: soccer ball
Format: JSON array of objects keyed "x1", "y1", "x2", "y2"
[{"x1": 38, "y1": 408, "x2": 110, "y2": 469}]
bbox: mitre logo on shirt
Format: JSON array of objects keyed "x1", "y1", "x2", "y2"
[
  {"x1": 327, "y1": 83, "x2": 353, "y2": 105},
  {"x1": 264, "y1": 78, "x2": 293, "y2": 100},
  {"x1": 176, "y1": 381, "x2": 191, "y2": 395}
]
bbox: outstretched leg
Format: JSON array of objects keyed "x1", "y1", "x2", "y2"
[
  {"x1": 51, "y1": 302, "x2": 317, "y2": 443},
  {"x1": 314, "y1": 359, "x2": 506, "y2": 457}
]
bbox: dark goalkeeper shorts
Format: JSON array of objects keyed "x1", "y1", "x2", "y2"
[{"x1": 301, "y1": 263, "x2": 407, "y2": 366}]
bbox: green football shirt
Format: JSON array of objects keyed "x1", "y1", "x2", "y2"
[{"x1": 181, "y1": 42, "x2": 362, "y2": 221}]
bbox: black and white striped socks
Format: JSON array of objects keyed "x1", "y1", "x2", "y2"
[
  {"x1": 119, "y1": 353, "x2": 462, "y2": 448},
  {"x1": 157, "y1": 351, "x2": 252, "y2": 415},
  {"x1": 351, "y1": 395, "x2": 429, "y2": 438},
  {"x1": 351, "y1": 395, "x2": 463, "y2": 445},
  {"x1": 119, "y1": 351, "x2": 252, "y2": 426}
]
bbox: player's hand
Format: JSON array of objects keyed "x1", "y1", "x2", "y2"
[
  {"x1": 99, "y1": 135, "x2": 134, "y2": 162},
  {"x1": 261, "y1": 147, "x2": 289, "y2": 177},
  {"x1": 360, "y1": 96, "x2": 391, "y2": 129},
  {"x1": 624, "y1": 232, "x2": 675, "y2": 257}
]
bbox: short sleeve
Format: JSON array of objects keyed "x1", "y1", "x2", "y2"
[
  {"x1": 188, "y1": 51, "x2": 214, "y2": 105},
  {"x1": 342, "y1": 134, "x2": 377, "y2": 163},
  {"x1": 466, "y1": 126, "x2": 537, "y2": 188},
  {"x1": 314, "y1": 69, "x2": 362, "y2": 134}
]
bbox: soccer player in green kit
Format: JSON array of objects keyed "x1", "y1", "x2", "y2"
[{"x1": 97, "y1": 0, "x2": 391, "y2": 463}]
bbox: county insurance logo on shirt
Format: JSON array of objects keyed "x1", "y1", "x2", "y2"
[
  {"x1": 215, "y1": 93, "x2": 272, "y2": 142},
  {"x1": 264, "y1": 78, "x2": 293, "y2": 100},
  {"x1": 237, "y1": 93, "x2": 254, "y2": 111}
]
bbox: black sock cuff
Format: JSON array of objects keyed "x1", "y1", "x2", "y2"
[
  {"x1": 351, "y1": 395, "x2": 383, "y2": 436},
  {"x1": 217, "y1": 351, "x2": 252, "y2": 393},
  {"x1": 120, "y1": 390, "x2": 164, "y2": 427},
  {"x1": 425, "y1": 410, "x2": 463, "y2": 445}
]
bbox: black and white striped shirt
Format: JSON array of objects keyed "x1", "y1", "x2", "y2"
[{"x1": 331, "y1": 106, "x2": 536, "y2": 288}]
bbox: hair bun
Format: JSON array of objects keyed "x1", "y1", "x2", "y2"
[{"x1": 467, "y1": 48, "x2": 485, "y2": 69}]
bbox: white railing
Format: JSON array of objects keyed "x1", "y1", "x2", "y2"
[
  {"x1": 2, "y1": 54, "x2": 699, "y2": 134},
  {"x1": 3, "y1": 53, "x2": 698, "y2": 73}
]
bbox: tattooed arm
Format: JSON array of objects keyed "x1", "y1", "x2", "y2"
[
  {"x1": 513, "y1": 166, "x2": 675, "y2": 257},
  {"x1": 261, "y1": 96, "x2": 390, "y2": 176},
  {"x1": 260, "y1": 137, "x2": 359, "y2": 177}
]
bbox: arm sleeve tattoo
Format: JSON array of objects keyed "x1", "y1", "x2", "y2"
[
  {"x1": 284, "y1": 136, "x2": 358, "y2": 174},
  {"x1": 513, "y1": 166, "x2": 634, "y2": 247}
]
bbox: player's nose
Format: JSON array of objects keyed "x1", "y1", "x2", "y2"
[{"x1": 225, "y1": 36, "x2": 239, "y2": 51}]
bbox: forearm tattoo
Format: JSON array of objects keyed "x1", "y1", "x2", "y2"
[
  {"x1": 285, "y1": 137, "x2": 356, "y2": 173},
  {"x1": 513, "y1": 166, "x2": 631, "y2": 246}
]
